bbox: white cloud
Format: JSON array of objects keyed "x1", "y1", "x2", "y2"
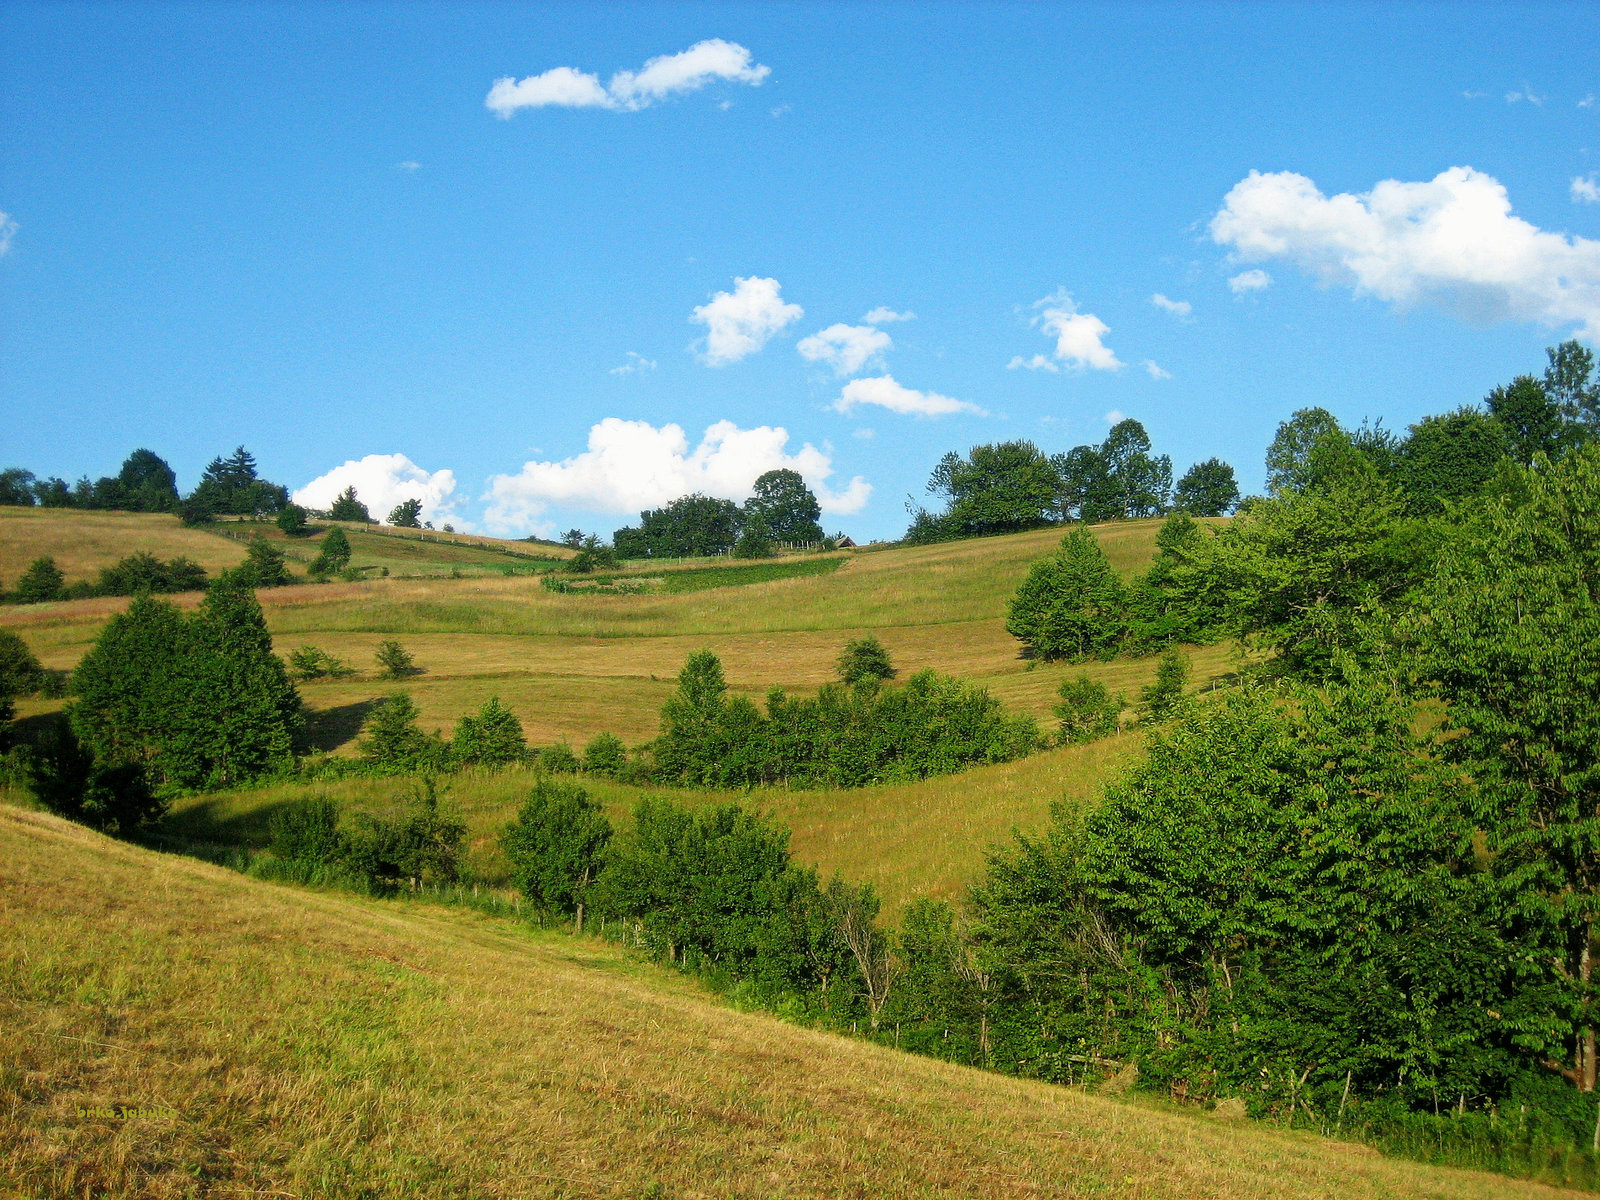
[
  {"x1": 797, "y1": 323, "x2": 891, "y2": 376},
  {"x1": 852, "y1": 427, "x2": 876, "y2": 439},
  {"x1": 1151, "y1": 293, "x2": 1193, "y2": 320},
  {"x1": 483, "y1": 418, "x2": 870, "y2": 532},
  {"x1": 1027, "y1": 289, "x2": 1123, "y2": 370},
  {"x1": 0, "y1": 212, "x2": 14, "y2": 258},
  {"x1": 1104, "y1": 409, "x2": 1127, "y2": 425},
  {"x1": 1462, "y1": 90, "x2": 1488, "y2": 100},
  {"x1": 691, "y1": 276, "x2": 803, "y2": 365},
  {"x1": 1505, "y1": 87, "x2": 1546, "y2": 106},
  {"x1": 1229, "y1": 268, "x2": 1273, "y2": 293},
  {"x1": 395, "y1": 160, "x2": 421, "y2": 172},
  {"x1": 293, "y1": 454, "x2": 464, "y2": 528},
  {"x1": 1143, "y1": 360, "x2": 1172, "y2": 380},
  {"x1": 1574, "y1": 175, "x2": 1600, "y2": 205},
  {"x1": 1006, "y1": 354, "x2": 1059, "y2": 373},
  {"x1": 863, "y1": 306, "x2": 915, "y2": 324},
  {"x1": 1211, "y1": 167, "x2": 1600, "y2": 336},
  {"x1": 609, "y1": 351, "x2": 658, "y2": 375},
  {"x1": 831, "y1": 374, "x2": 985, "y2": 418},
  {"x1": 487, "y1": 39, "x2": 769, "y2": 116},
  {"x1": 1581, "y1": 94, "x2": 1596, "y2": 109}
]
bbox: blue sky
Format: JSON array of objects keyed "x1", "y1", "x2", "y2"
[{"x1": 2, "y1": 2, "x2": 1597, "y2": 540}]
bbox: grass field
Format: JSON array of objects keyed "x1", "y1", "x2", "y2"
[{"x1": 3, "y1": 805, "x2": 1571, "y2": 1200}]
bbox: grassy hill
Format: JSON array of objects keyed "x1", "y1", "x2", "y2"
[{"x1": 2, "y1": 805, "x2": 1564, "y2": 1200}]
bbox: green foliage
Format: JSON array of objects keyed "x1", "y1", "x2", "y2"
[
  {"x1": 327, "y1": 486, "x2": 371, "y2": 523},
  {"x1": 387, "y1": 498, "x2": 423, "y2": 527},
  {"x1": 14, "y1": 556, "x2": 64, "y2": 604},
  {"x1": 374, "y1": 639, "x2": 417, "y2": 680},
  {"x1": 0, "y1": 630, "x2": 45, "y2": 700},
  {"x1": 95, "y1": 552, "x2": 208, "y2": 596},
  {"x1": 1172, "y1": 458, "x2": 1239, "y2": 516},
  {"x1": 189, "y1": 446, "x2": 287, "y2": 517},
  {"x1": 1545, "y1": 338, "x2": 1600, "y2": 431},
  {"x1": 613, "y1": 493, "x2": 743, "y2": 558},
  {"x1": 1395, "y1": 406, "x2": 1511, "y2": 514},
  {"x1": 342, "y1": 780, "x2": 467, "y2": 893},
  {"x1": 1265, "y1": 407, "x2": 1345, "y2": 496},
  {"x1": 285, "y1": 645, "x2": 353, "y2": 681},
  {"x1": 566, "y1": 534, "x2": 619, "y2": 574},
  {"x1": 267, "y1": 798, "x2": 344, "y2": 864},
  {"x1": 733, "y1": 515, "x2": 776, "y2": 559},
  {"x1": 276, "y1": 503, "x2": 311, "y2": 536},
  {"x1": 744, "y1": 468, "x2": 824, "y2": 543},
  {"x1": 1053, "y1": 675, "x2": 1120, "y2": 744},
  {"x1": 926, "y1": 441, "x2": 1061, "y2": 537},
  {"x1": 113, "y1": 449, "x2": 180, "y2": 512},
  {"x1": 0, "y1": 467, "x2": 37, "y2": 507},
  {"x1": 452, "y1": 697, "x2": 526, "y2": 769},
  {"x1": 24, "y1": 720, "x2": 165, "y2": 835},
  {"x1": 69, "y1": 581, "x2": 300, "y2": 789},
  {"x1": 359, "y1": 692, "x2": 443, "y2": 773},
  {"x1": 1488, "y1": 376, "x2": 1569, "y2": 466},
  {"x1": 1411, "y1": 445, "x2": 1600, "y2": 1091},
  {"x1": 538, "y1": 742, "x2": 581, "y2": 774},
  {"x1": 835, "y1": 635, "x2": 896, "y2": 687},
  {"x1": 1005, "y1": 528, "x2": 1126, "y2": 662},
  {"x1": 1135, "y1": 646, "x2": 1188, "y2": 722},
  {"x1": 654, "y1": 650, "x2": 1037, "y2": 789},
  {"x1": 234, "y1": 538, "x2": 291, "y2": 589},
  {"x1": 309, "y1": 527, "x2": 352, "y2": 576},
  {"x1": 581, "y1": 731, "x2": 628, "y2": 778},
  {"x1": 500, "y1": 778, "x2": 612, "y2": 925}
]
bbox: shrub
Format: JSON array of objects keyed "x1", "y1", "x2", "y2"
[
  {"x1": 235, "y1": 539, "x2": 291, "y2": 588},
  {"x1": 267, "y1": 798, "x2": 344, "y2": 863},
  {"x1": 375, "y1": 639, "x2": 417, "y2": 680},
  {"x1": 836, "y1": 635, "x2": 896, "y2": 687},
  {"x1": 24, "y1": 721, "x2": 165, "y2": 835},
  {"x1": 538, "y1": 742, "x2": 581, "y2": 774},
  {"x1": 96, "y1": 552, "x2": 209, "y2": 596},
  {"x1": 359, "y1": 693, "x2": 444, "y2": 773},
  {"x1": 286, "y1": 645, "x2": 354, "y2": 681},
  {"x1": 14, "y1": 556, "x2": 64, "y2": 604},
  {"x1": 453, "y1": 697, "x2": 526, "y2": 769},
  {"x1": 1055, "y1": 675, "x2": 1121, "y2": 744},
  {"x1": 310, "y1": 527, "x2": 352, "y2": 576},
  {"x1": 276, "y1": 503, "x2": 311, "y2": 536},
  {"x1": 501, "y1": 778, "x2": 612, "y2": 929},
  {"x1": 1137, "y1": 647, "x2": 1189, "y2": 723},
  {"x1": 342, "y1": 780, "x2": 465, "y2": 893},
  {"x1": 0, "y1": 631, "x2": 45, "y2": 697},
  {"x1": 581, "y1": 731, "x2": 627, "y2": 778}
]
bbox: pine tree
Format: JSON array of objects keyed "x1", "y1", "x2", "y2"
[{"x1": 452, "y1": 697, "x2": 526, "y2": 768}]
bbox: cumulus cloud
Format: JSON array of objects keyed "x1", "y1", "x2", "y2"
[
  {"x1": 1143, "y1": 360, "x2": 1172, "y2": 380},
  {"x1": 1006, "y1": 354, "x2": 1059, "y2": 373},
  {"x1": 863, "y1": 306, "x2": 915, "y2": 324},
  {"x1": 293, "y1": 454, "x2": 463, "y2": 527},
  {"x1": 1025, "y1": 289, "x2": 1123, "y2": 370},
  {"x1": 832, "y1": 374, "x2": 985, "y2": 418},
  {"x1": 1574, "y1": 175, "x2": 1600, "y2": 205},
  {"x1": 1211, "y1": 166, "x2": 1600, "y2": 335},
  {"x1": 691, "y1": 276, "x2": 803, "y2": 365},
  {"x1": 0, "y1": 212, "x2": 16, "y2": 258},
  {"x1": 1151, "y1": 293, "x2": 1193, "y2": 320},
  {"x1": 487, "y1": 39, "x2": 769, "y2": 116},
  {"x1": 1229, "y1": 268, "x2": 1273, "y2": 293},
  {"x1": 609, "y1": 351, "x2": 657, "y2": 375},
  {"x1": 1104, "y1": 409, "x2": 1127, "y2": 425},
  {"x1": 797, "y1": 323, "x2": 891, "y2": 376},
  {"x1": 483, "y1": 418, "x2": 870, "y2": 533}
]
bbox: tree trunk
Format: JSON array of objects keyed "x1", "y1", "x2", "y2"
[
  {"x1": 1583, "y1": 928, "x2": 1596, "y2": 1093},
  {"x1": 573, "y1": 901, "x2": 585, "y2": 936}
]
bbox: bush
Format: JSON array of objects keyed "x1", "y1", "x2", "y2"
[
  {"x1": 581, "y1": 731, "x2": 627, "y2": 778},
  {"x1": 360, "y1": 693, "x2": 445, "y2": 773},
  {"x1": 341, "y1": 780, "x2": 465, "y2": 893},
  {"x1": 310, "y1": 527, "x2": 352, "y2": 576},
  {"x1": 234, "y1": 539, "x2": 290, "y2": 588},
  {"x1": 96, "y1": 552, "x2": 209, "y2": 597},
  {"x1": 14, "y1": 556, "x2": 64, "y2": 604},
  {"x1": 538, "y1": 742, "x2": 581, "y2": 774},
  {"x1": 267, "y1": 798, "x2": 344, "y2": 863},
  {"x1": 375, "y1": 639, "x2": 417, "y2": 680},
  {"x1": 24, "y1": 721, "x2": 165, "y2": 835},
  {"x1": 0, "y1": 631, "x2": 45, "y2": 697},
  {"x1": 836, "y1": 635, "x2": 896, "y2": 687},
  {"x1": 501, "y1": 778, "x2": 612, "y2": 928},
  {"x1": 1055, "y1": 675, "x2": 1121, "y2": 744},
  {"x1": 1137, "y1": 647, "x2": 1188, "y2": 722},
  {"x1": 276, "y1": 503, "x2": 311, "y2": 536},
  {"x1": 453, "y1": 697, "x2": 526, "y2": 769},
  {"x1": 286, "y1": 645, "x2": 354, "y2": 681}
]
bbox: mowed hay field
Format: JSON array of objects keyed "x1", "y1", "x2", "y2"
[
  {"x1": 0, "y1": 510, "x2": 1234, "y2": 751},
  {"x1": 2, "y1": 806, "x2": 1571, "y2": 1200}
]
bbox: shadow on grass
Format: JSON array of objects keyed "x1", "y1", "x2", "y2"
[{"x1": 299, "y1": 698, "x2": 379, "y2": 755}]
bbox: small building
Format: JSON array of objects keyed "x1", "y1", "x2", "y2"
[{"x1": 833, "y1": 535, "x2": 857, "y2": 548}]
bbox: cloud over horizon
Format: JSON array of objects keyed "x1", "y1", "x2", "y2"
[
  {"x1": 691, "y1": 276, "x2": 803, "y2": 365},
  {"x1": 487, "y1": 39, "x2": 769, "y2": 116},
  {"x1": 831, "y1": 374, "x2": 985, "y2": 418},
  {"x1": 483, "y1": 418, "x2": 871, "y2": 534},
  {"x1": 1212, "y1": 166, "x2": 1600, "y2": 336},
  {"x1": 1022, "y1": 289, "x2": 1123, "y2": 371},
  {"x1": 292, "y1": 454, "x2": 463, "y2": 527}
]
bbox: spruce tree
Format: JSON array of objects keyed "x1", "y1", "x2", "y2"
[{"x1": 452, "y1": 697, "x2": 526, "y2": 768}]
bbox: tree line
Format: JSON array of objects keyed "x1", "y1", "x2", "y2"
[{"x1": 610, "y1": 468, "x2": 832, "y2": 559}]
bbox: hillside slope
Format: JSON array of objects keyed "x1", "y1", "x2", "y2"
[{"x1": 0, "y1": 806, "x2": 1567, "y2": 1200}]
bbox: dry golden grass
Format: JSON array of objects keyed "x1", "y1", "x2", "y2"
[
  {"x1": 1, "y1": 805, "x2": 1572, "y2": 1200},
  {"x1": 0, "y1": 508, "x2": 248, "y2": 587}
]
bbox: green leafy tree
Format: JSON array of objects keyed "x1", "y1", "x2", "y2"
[
  {"x1": 190, "y1": 446, "x2": 287, "y2": 516},
  {"x1": 1395, "y1": 406, "x2": 1511, "y2": 514},
  {"x1": 0, "y1": 630, "x2": 44, "y2": 700},
  {"x1": 114, "y1": 449, "x2": 179, "y2": 512},
  {"x1": 310, "y1": 526, "x2": 352, "y2": 576},
  {"x1": 15, "y1": 556, "x2": 65, "y2": 604},
  {"x1": 538, "y1": 742, "x2": 581, "y2": 774},
  {"x1": 327, "y1": 486, "x2": 371, "y2": 523},
  {"x1": 1545, "y1": 339, "x2": 1600, "y2": 432},
  {"x1": 836, "y1": 635, "x2": 897, "y2": 687},
  {"x1": 1136, "y1": 646, "x2": 1188, "y2": 722},
  {"x1": 286, "y1": 645, "x2": 352, "y2": 680},
  {"x1": 388, "y1": 498, "x2": 423, "y2": 528},
  {"x1": 1098, "y1": 419, "x2": 1172, "y2": 519},
  {"x1": 236, "y1": 538, "x2": 291, "y2": 588},
  {"x1": 276, "y1": 503, "x2": 311, "y2": 537},
  {"x1": 582, "y1": 731, "x2": 628, "y2": 778},
  {"x1": 653, "y1": 650, "x2": 736, "y2": 785},
  {"x1": 452, "y1": 697, "x2": 526, "y2": 768},
  {"x1": 501, "y1": 778, "x2": 613, "y2": 930},
  {"x1": 95, "y1": 552, "x2": 208, "y2": 596},
  {"x1": 1006, "y1": 528, "x2": 1127, "y2": 662},
  {"x1": 560, "y1": 528, "x2": 586, "y2": 548},
  {"x1": 1265, "y1": 407, "x2": 1345, "y2": 496},
  {"x1": 1411, "y1": 445, "x2": 1600, "y2": 1094},
  {"x1": 567, "y1": 534, "x2": 618, "y2": 574},
  {"x1": 25, "y1": 721, "x2": 164, "y2": 835},
  {"x1": 268, "y1": 799, "x2": 345, "y2": 864},
  {"x1": 1049, "y1": 444, "x2": 1109, "y2": 522},
  {"x1": 613, "y1": 494, "x2": 743, "y2": 557},
  {"x1": 733, "y1": 514, "x2": 776, "y2": 559},
  {"x1": 1488, "y1": 376, "x2": 1569, "y2": 466},
  {"x1": 375, "y1": 639, "x2": 417, "y2": 680},
  {"x1": 1172, "y1": 458, "x2": 1239, "y2": 516},
  {"x1": 744, "y1": 468, "x2": 824, "y2": 543},
  {"x1": 1054, "y1": 675, "x2": 1120, "y2": 743},
  {"x1": 926, "y1": 441, "x2": 1060, "y2": 537},
  {"x1": 0, "y1": 468, "x2": 37, "y2": 507}
]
